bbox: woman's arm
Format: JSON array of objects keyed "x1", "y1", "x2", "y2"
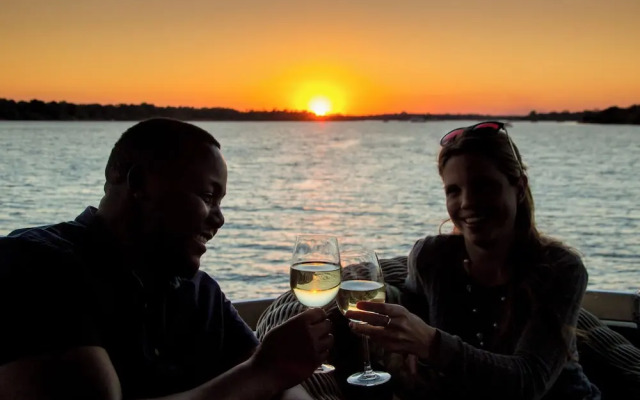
[
  {"x1": 426, "y1": 259, "x2": 586, "y2": 399},
  {"x1": 349, "y1": 242, "x2": 588, "y2": 400}
]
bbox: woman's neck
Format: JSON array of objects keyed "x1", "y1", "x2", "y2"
[{"x1": 464, "y1": 238, "x2": 512, "y2": 287}]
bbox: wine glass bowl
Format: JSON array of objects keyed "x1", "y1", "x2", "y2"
[
  {"x1": 338, "y1": 246, "x2": 391, "y2": 386},
  {"x1": 290, "y1": 261, "x2": 341, "y2": 308},
  {"x1": 289, "y1": 234, "x2": 341, "y2": 373},
  {"x1": 337, "y1": 257, "x2": 385, "y2": 321}
]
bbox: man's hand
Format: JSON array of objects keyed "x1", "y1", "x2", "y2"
[{"x1": 252, "y1": 308, "x2": 334, "y2": 390}]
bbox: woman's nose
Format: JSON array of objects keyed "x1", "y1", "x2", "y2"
[{"x1": 460, "y1": 189, "x2": 476, "y2": 209}]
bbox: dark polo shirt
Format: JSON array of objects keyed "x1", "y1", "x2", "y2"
[{"x1": 0, "y1": 207, "x2": 258, "y2": 397}]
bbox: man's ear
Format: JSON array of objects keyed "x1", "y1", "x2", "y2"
[{"x1": 126, "y1": 165, "x2": 145, "y2": 199}]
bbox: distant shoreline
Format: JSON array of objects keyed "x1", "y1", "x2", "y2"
[{"x1": 1, "y1": 98, "x2": 638, "y2": 125}]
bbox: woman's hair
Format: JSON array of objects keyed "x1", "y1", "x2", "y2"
[
  {"x1": 437, "y1": 127, "x2": 576, "y2": 357},
  {"x1": 437, "y1": 128, "x2": 539, "y2": 246}
]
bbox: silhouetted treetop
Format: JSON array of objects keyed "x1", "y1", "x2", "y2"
[{"x1": 0, "y1": 98, "x2": 637, "y2": 124}]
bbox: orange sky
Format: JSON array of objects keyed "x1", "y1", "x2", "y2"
[{"x1": 1, "y1": 0, "x2": 639, "y2": 115}]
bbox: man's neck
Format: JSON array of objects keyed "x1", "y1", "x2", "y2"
[
  {"x1": 96, "y1": 194, "x2": 187, "y2": 289},
  {"x1": 96, "y1": 192, "x2": 141, "y2": 246}
]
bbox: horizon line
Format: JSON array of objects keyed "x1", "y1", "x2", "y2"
[{"x1": 2, "y1": 98, "x2": 638, "y2": 120}]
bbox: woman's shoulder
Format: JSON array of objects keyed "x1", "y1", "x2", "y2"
[
  {"x1": 541, "y1": 240, "x2": 585, "y2": 269},
  {"x1": 412, "y1": 234, "x2": 463, "y2": 253},
  {"x1": 409, "y1": 234, "x2": 463, "y2": 271},
  {"x1": 533, "y1": 239, "x2": 588, "y2": 284}
]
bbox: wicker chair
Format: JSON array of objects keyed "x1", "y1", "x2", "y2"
[{"x1": 256, "y1": 257, "x2": 640, "y2": 399}]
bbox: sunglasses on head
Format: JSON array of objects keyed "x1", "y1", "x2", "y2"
[{"x1": 440, "y1": 121, "x2": 523, "y2": 172}]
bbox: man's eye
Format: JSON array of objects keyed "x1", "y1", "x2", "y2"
[{"x1": 201, "y1": 193, "x2": 214, "y2": 204}]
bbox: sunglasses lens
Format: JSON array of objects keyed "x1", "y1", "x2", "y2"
[
  {"x1": 440, "y1": 122, "x2": 506, "y2": 146},
  {"x1": 473, "y1": 122, "x2": 501, "y2": 130},
  {"x1": 440, "y1": 128, "x2": 465, "y2": 145}
]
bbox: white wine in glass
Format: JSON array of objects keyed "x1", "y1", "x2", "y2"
[
  {"x1": 289, "y1": 234, "x2": 341, "y2": 373},
  {"x1": 337, "y1": 280, "x2": 386, "y2": 314},
  {"x1": 338, "y1": 247, "x2": 391, "y2": 386},
  {"x1": 290, "y1": 262, "x2": 341, "y2": 307}
]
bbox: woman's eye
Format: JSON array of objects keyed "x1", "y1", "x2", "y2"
[
  {"x1": 476, "y1": 181, "x2": 498, "y2": 194},
  {"x1": 445, "y1": 186, "x2": 459, "y2": 196},
  {"x1": 445, "y1": 189, "x2": 460, "y2": 197}
]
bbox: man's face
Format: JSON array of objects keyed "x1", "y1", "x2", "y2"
[{"x1": 136, "y1": 141, "x2": 227, "y2": 278}]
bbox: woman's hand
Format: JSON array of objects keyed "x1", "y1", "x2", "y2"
[{"x1": 345, "y1": 302, "x2": 437, "y2": 360}]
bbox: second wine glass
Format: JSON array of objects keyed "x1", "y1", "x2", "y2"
[{"x1": 337, "y1": 246, "x2": 391, "y2": 386}]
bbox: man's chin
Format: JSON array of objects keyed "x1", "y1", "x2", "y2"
[
  {"x1": 176, "y1": 258, "x2": 201, "y2": 279},
  {"x1": 158, "y1": 253, "x2": 201, "y2": 280}
]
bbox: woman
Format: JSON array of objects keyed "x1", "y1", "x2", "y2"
[{"x1": 346, "y1": 122, "x2": 599, "y2": 399}]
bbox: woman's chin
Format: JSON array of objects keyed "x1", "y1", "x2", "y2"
[{"x1": 463, "y1": 226, "x2": 499, "y2": 248}]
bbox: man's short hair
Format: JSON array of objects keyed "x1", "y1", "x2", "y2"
[{"x1": 105, "y1": 118, "x2": 220, "y2": 184}]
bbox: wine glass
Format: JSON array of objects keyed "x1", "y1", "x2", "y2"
[
  {"x1": 337, "y1": 246, "x2": 391, "y2": 386},
  {"x1": 289, "y1": 234, "x2": 341, "y2": 373}
]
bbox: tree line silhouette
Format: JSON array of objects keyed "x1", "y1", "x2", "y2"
[{"x1": 0, "y1": 98, "x2": 638, "y2": 124}]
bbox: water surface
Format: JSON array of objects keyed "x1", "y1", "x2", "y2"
[{"x1": 1, "y1": 121, "x2": 638, "y2": 298}]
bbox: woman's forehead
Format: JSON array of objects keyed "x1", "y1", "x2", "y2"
[
  {"x1": 442, "y1": 153, "x2": 505, "y2": 180},
  {"x1": 444, "y1": 153, "x2": 498, "y2": 169}
]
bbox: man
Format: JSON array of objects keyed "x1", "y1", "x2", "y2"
[{"x1": 0, "y1": 118, "x2": 332, "y2": 399}]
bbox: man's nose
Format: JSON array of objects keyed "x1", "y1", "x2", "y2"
[{"x1": 207, "y1": 206, "x2": 225, "y2": 229}]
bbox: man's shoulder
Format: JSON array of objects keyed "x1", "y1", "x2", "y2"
[
  {"x1": 190, "y1": 270, "x2": 222, "y2": 292},
  {"x1": 6, "y1": 221, "x2": 85, "y2": 250},
  {"x1": 0, "y1": 212, "x2": 93, "y2": 274},
  {"x1": 181, "y1": 271, "x2": 228, "y2": 307}
]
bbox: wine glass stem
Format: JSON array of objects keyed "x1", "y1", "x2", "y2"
[
  {"x1": 310, "y1": 306, "x2": 333, "y2": 373},
  {"x1": 361, "y1": 334, "x2": 375, "y2": 378}
]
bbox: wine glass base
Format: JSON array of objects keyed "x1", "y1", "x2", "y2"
[
  {"x1": 314, "y1": 363, "x2": 336, "y2": 374},
  {"x1": 347, "y1": 371, "x2": 391, "y2": 386}
]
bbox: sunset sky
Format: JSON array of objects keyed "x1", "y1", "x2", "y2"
[{"x1": 2, "y1": 0, "x2": 639, "y2": 115}]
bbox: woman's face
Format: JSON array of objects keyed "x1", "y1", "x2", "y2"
[{"x1": 441, "y1": 153, "x2": 521, "y2": 249}]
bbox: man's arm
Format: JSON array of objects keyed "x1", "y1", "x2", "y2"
[
  {"x1": 0, "y1": 346, "x2": 121, "y2": 400},
  {"x1": 0, "y1": 308, "x2": 332, "y2": 400},
  {"x1": 155, "y1": 307, "x2": 333, "y2": 399},
  {"x1": 0, "y1": 347, "x2": 293, "y2": 400}
]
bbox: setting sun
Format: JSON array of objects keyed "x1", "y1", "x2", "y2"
[
  {"x1": 309, "y1": 96, "x2": 332, "y2": 116},
  {"x1": 289, "y1": 78, "x2": 348, "y2": 114}
]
